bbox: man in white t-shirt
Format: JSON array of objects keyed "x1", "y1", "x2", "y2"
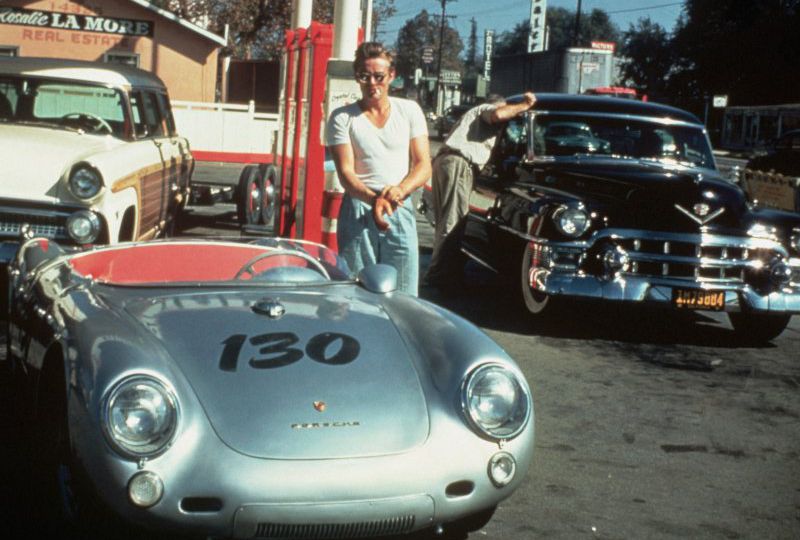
[
  {"x1": 325, "y1": 42, "x2": 431, "y2": 296},
  {"x1": 425, "y1": 92, "x2": 537, "y2": 288}
]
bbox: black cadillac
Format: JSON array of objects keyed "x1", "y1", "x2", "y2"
[{"x1": 449, "y1": 94, "x2": 800, "y2": 342}]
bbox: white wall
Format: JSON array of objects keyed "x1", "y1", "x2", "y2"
[{"x1": 171, "y1": 100, "x2": 279, "y2": 159}]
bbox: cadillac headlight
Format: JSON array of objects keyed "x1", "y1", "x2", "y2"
[
  {"x1": 103, "y1": 376, "x2": 179, "y2": 458},
  {"x1": 66, "y1": 210, "x2": 101, "y2": 244},
  {"x1": 462, "y1": 364, "x2": 531, "y2": 440},
  {"x1": 791, "y1": 229, "x2": 800, "y2": 254},
  {"x1": 553, "y1": 207, "x2": 590, "y2": 237},
  {"x1": 69, "y1": 165, "x2": 103, "y2": 199}
]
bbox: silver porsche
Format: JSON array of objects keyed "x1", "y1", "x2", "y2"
[{"x1": 6, "y1": 236, "x2": 535, "y2": 539}]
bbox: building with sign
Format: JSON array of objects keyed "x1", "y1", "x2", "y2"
[{"x1": 0, "y1": 0, "x2": 226, "y2": 101}]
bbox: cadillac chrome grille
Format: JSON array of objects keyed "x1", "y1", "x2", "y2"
[
  {"x1": 616, "y1": 236, "x2": 775, "y2": 282},
  {"x1": 254, "y1": 516, "x2": 416, "y2": 538}
]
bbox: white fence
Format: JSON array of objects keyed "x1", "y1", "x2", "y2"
[{"x1": 171, "y1": 100, "x2": 279, "y2": 162}]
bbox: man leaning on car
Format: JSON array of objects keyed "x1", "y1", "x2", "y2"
[{"x1": 425, "y1": 92, "x2": 538, "y2": 288}]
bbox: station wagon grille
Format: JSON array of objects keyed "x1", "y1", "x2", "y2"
[
  {"x1": 0, "y1": 213, "x2": 67, "y2": 240},
  {"x1": 254, "y1": 516, "x2": 416, "y2": 538},
  {"x1": 0, "y1": 204, "x2": 71, "y2": 241}
]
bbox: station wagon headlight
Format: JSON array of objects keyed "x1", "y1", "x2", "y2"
[
  {"x1": 553, "y1": 207, "x2": 590, "y2": 237},
  {"x1": 103, "y1": 376, "x2": 179, "y2": 458},
  {"x1": 68, "y1": 165, "x2": 103, "y2": 199},
  {"x1": 462, "y1": 364, "x2": 531, "y2": 440},
  {"x1": 66, "y1": 210, "x2": 101, "y2": 244}
]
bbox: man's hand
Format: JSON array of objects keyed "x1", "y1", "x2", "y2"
[
  {"x1": 380, "y1": 185, "x2": 405, "y2": 205},
  {"x1": 522, "y1": 91, "x2": 536, "y2": 108},
  {"x1": 373, "y1": 195, "x2": 396, "y2": 231}
]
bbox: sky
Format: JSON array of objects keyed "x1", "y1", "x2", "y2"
[{"x1": 376, "y1": 0, "x2": 686, "y2": 51}]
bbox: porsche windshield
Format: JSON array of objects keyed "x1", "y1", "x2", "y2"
[
  {"x1": 0, "y1": 76, "x2": 127, "y2": 137},
  {"x1": 530, "y1": 113, "x2": 715, "y2": 169}
]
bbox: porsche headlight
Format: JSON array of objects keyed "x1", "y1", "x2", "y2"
[
  {"x1": 553, "y1": 206, "x2": 590, "y2": 237},
  {"x1": 66, "y1": 210, "x2": 101, "y2": 244},
  {"x1": 462, "y1": 364, "x2": 531, "y2": 440},
  {"x1": 69, "y1": 165, "x2": 103, "y2": 199},
  {"x1": 103, "y1": 376, "x2": 179, "y2": 458}
]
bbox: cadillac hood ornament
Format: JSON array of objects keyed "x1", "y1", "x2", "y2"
[{"x1": 675, "y1": 203, "x2": 725, "y2": 225}]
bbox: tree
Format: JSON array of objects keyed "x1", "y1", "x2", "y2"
[
  {"x1": 494, "y1": 7, "x2": 620, "y2": 56},
  {"x1": 618, "y1": 18, "x2": 674, "y2": 102},
  {"x1": 151, "y1": 0, "x2": 396, "y2": 60},
  {"x1": 669, "y1": 0, "x2": 800, "y2": 109},
  {"x1": 370, "y1": 0, "x2": 397, "y2": 40},
  {"x1": 394, "y1": 10, "x2": 464, "y2": 83}
]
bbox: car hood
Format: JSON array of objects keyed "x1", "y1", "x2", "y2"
[
  {"x1": 0, "y1": 123, "x2": 120, "y2": 203},
  {"x1": 122, "y1": 289, "x2": 430, "y2": 459},
  {"x1": 530, "y1": 157, "x2": 748, "y2": 232}
]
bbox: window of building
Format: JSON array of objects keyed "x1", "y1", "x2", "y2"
[
  {"x1": 104, "y1": 53, "x2": 139, "y2": 67},
  {"x1": 0, "y1": 46, "x2": 18, "y2": 57}
]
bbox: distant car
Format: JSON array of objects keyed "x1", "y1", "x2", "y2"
[
  {"x1": 0, "y1": 57, "x2": 193, "y2": 249},
  {"x1": 7, "y1": 236, "x2": 535, "y2": 539},
  {"x1": 746, "y1": 129, "x2": 800, "y2": 177},
  {"x1": 542, "y1": 121, "x2": 611, "y2": 155},
  {"x1": 437, "y1": 104, "x2": 471, "y2": 138},
  {"x1": 423, "y1": 93, "x2": 800, "y2": 343}
]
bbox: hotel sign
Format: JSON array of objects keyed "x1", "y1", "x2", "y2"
[{"x1": 0, "y1": 7, "x2": 154, "y2": 37}]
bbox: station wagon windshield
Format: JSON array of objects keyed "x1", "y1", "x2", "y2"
[
  {"x1": 530, "y1": 113, "x2": 715, "y2": 169},
  {"x1": 0, "y1": 76, "x2": 126, "y2": 137}
]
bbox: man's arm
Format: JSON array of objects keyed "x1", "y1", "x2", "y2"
[
  {"x1": 482, "y1": 91, "x2": 537, "y2": 125},
  {"x1": 328, "y1": 142, "x2": 379, "y2": 205},
  {"x1": 381, "y1": 135, "x2": 432, "y2": 203}
]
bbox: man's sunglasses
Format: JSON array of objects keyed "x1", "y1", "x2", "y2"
[{"x1": 355, "y1": 72, "x2": 387, "y2": 83}]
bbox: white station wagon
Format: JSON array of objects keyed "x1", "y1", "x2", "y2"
[{"x1": 0, "y1": 57, "x2": 193, "y2": 247}]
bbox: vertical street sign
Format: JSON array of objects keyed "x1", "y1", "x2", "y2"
[
  {"x1": 483, "y1": 30, "x2": 494, "y2": 81},
  {"x1": 527, "y1": 0, "x2": 547, "y2": 53}
]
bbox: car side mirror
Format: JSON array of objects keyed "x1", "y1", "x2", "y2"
[{"x1": 358, "y1": 264, "x2": 397, "y2": 294}]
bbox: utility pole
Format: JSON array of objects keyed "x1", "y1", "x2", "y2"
[
  {"x1": 435, "y1": 0, "x2": 456, "y2": 115},
  {"x1": 573, "y1": 0, "x2": 582, "y2": 46}
]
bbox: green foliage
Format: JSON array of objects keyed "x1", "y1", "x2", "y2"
[
  {"x1": 669, "y1": 0, "x2": 800, "y2": 108},
  {"x1": 393, "y1": 10, "x2": 464, "y2": 83},
  {"x1": 151, "y1": 0, "x2": 396, "y2": 60},
  {"x1": 494, "y1": 7, "x2": 620, "y2": 56},
  {"x1": 618, "y1": 18, "x2": 674, "y2": 102}
]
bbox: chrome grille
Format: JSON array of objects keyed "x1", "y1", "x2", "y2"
[
  {"x1": 0, "y1": 211, "x2": 68, "y2": 240},
  {"x1": 616, "y1": 237, "x2": 775, "y2": 283},
  {"x1": 254, "y1": 516, "x2": 416, "y2": 538}
]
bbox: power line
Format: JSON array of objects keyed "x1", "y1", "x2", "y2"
[{"x1": 606, "y1": 2, "x2": 684, "y2": 15}]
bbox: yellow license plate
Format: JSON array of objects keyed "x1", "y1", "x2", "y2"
[{"x1": 672, "y1": 289, "x2": 725, "y2": 310}]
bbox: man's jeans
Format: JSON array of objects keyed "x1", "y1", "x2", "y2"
[{"x1": 337, "y1": 194, "x2": 419, "y2": 296}]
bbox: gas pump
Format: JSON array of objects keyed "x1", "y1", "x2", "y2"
[{"x1": 269, "y1": 0, "x2": 364, "y2": 252}]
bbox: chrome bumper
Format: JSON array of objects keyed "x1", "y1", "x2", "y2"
[{"x1": 530, "y1": 228, "x2": 800, "y2": 313}]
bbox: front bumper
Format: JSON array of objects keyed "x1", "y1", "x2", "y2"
[
  {"x1": 0, "y1": 198, "x2": 104, "y2": 244},
  {"x1": 529, "y1": 228, "x2": 800, "y2": 313},
  {"x1": 73, "y1": 401, "x2": 535, "y2": 539}
]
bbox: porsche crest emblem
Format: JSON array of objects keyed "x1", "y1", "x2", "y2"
[{"x1": 313, "y1": 401, "x2": 326, "y2": 412}]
